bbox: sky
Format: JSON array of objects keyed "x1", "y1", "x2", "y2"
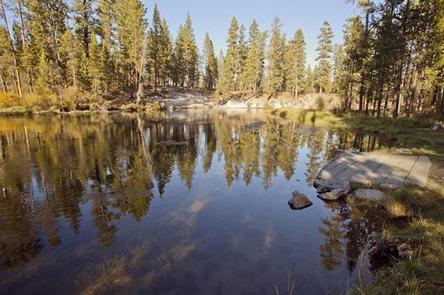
[{"x1": 143, "y1": 0, "x2": 358, "y2": 66}]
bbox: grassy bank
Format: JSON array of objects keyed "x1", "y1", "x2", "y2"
[
  {"x1": 273, "y1": 109, "x2": 444, "y2": 160},
  {"x1": 349, "y1": 183, "x2": 444, "y2": 295}
]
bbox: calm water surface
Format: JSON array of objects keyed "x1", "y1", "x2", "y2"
[{"x1": 0, "y1": 110, "x2": 390, "y2": 294}]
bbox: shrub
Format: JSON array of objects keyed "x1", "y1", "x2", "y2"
[
  {"x1": 315, "y1": 96, "x2": 325, "y2": 111},
  {"x1": 0, "y1": 92, "x2": 20, "y2": 108},
  {"x1": 58, "y1": 86, "x2": 89, "y2": 111}
]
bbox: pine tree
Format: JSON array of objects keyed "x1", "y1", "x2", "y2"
[
  {"x1": 341, "y1": 17, "x2": 365, "y2": 110},
  {"x1": 0, "y1": 25, "x2": 15, "y2": 93},
  {"x1": 160, "y1": 18, "x2": 173, "y2": 86},
  {"x1": 284, "y1": 29, "x2": 306, "y2": 97},
  {"x1": 241, "y1": 20, "x2": 267, "y2": 92},
  {"x1": 98, "y1": 42, "x2": 116, "y2": 97},
  {"x1": 237, "y1": 24, "x2": 247, "y2": 89},
  {"x1": 88, "y1": 33, "x2": 101, "y2": 98},
  {"x1": 332, "y1": 44, "x2": 346, "y2": 104},
  {"x1": 218, "y1": 17, "x2": 239, "y2": 93},
  {"x1": 182, "y1": 13, "x2": 199, "y2": 87},
  {"x1": 60, "y1": 30, "x2": 81, "y2": 88},
  {"x1": 2, "y1": 0, "x2": 27, "y2": 97},
  {"x1": 73, "y1": 0, "x2": 95, "y2": 57},
  {"x1": 203, "y1": 33, "x2": 218, "y2": 90},
  {"x1": 173, "y1": 25, "x2": 186, "y2": 87},
  {"x1": 147, "y1": 4, "x2": 163, "y2": 92},
  {"x1": 114, "y1": 0, "x2": 147, "y2": 98},
  {"x1": 316, "y1": 21, "x2": 334, "y2": 93},
  {"x1": 28, "y1": 0, "x2": 68, "y2": 89},
  {"x1": 35, "y1": 48, "x2": 50, "y2": 95},
  {"x1": 305, "y1": 65, "x2": 315, "y2": 93},
  {"x1": 267, "y1": 17, "x2": 286, "y2": 95},
  {"x1": 97, "y1": 0, "x2": 114, "y2": 49}
]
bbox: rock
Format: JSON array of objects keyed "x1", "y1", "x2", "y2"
[
  {"x1": 288, "y1": 191, "x2": 313, "y2": 210},
  {"x1": 354, "y1": 189, "x2": 385, "y2": 201},
  {"x1": 318, "y1": 188, "x2": 349, "y2": 201},
  {"x1": 316, "y1": 180, "x2": 351, "y2": 201}
]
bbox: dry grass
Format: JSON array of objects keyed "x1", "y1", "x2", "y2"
[{"x1": 350, "y1": 183, "x2": 444, "y2": 295}]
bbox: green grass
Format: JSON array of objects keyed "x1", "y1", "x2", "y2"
[{"x1": 272, "y1": 110, "x2": 444, "y2": 161}]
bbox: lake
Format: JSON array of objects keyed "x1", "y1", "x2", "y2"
[{"x1": 0, "y1": 110, "x2": 390, "y2": 294}]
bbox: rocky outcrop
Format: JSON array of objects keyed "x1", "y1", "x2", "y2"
[
  {"x1": 288, "y1": 191, "x2": 313, "y2": 210},
  {"x1": 219, "y1": 94, "x2": 340, "y2": 111}
]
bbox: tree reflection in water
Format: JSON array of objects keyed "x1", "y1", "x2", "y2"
[{"x1": 0, "y1": 111, "x2": 391, "y2": 293}]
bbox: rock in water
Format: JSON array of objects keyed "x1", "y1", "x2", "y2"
[
  {"x1": 288, "y1": 191, "x2": 313, "y2": 210},
  {"x1": 354, "y1": 189, "x2": 385, "y2": 201},
  {"x1": 316, "y1": 180, "x2": 351, "y2": 201}
]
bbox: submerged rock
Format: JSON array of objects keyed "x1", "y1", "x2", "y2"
[
  {"x1": 288, "y1": 191, "x2": 313, "y2": 210},
  {"x1": 316, "y1": 180, "x2": 351, "y2": 201},
  {"x1": 354, "y1": 189, "x2": 385, "y2": 201}
]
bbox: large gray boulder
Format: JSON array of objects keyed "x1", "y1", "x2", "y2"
[
  {"x1": 288, "y1": 191, "x2": 313, "y2": 210},
  {"x1": 316, "y1": 180, "x2": 351, "y2": 201},
  {"x1": 354, "y1": 189, "x2": 385, "y2": 201}
]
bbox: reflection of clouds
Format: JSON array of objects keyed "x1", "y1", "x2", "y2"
[
  {"x1": 79, "y1": 256, "x2": 131, "y2": 295},
  {"x1": 264, "y1": 228, "x2": 275, "y2": 249},
  {"x1": 143, "y1": 240, "x2": 198, "y2": 288},
  {"x1": 188, "y1": 199, "x2": 207, "y2": 214},
  {"x1": 168, "y1": 197, "x2": 208, "y2": 230}
]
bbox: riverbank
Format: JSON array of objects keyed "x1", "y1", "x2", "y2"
[{"x1": 0, "y1": 89, "x2": 342, "y2": 116}]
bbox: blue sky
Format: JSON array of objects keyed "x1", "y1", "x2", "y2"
[{"x1": 143, "y1": 0, "x2": 358, "y2": 65}]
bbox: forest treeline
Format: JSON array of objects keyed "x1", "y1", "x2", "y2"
[{"x1": 0, "y1": 0, "x2": 443, "y2": 117}]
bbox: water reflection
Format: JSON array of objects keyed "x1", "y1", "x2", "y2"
[{"x1": 0, "y1": 111, "x2": 391, "y2": 293}]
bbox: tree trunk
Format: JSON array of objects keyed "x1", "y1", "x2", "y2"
[
  {"x1": 358, "y1": 11, "x2": 370, "y2": 112},
  {"x1": 0, "y1": 72, "x2": 7, "y2": 92},
  {"x1": 136, "y1": 34, "x2": 148, "y2": 105},
  {"x1": 392, "y1": 0, "x2": 411, "y2": 118},
  {"x1": 376, "y1": 83, "x2": 384, "y2": 118}
]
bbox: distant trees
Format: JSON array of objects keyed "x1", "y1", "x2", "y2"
[
  {"x1": 0, "y1": 0, "x2": 442, "y2": 117},
  {"x1": 0, "y1": 0, "x2": 201, "y2": 104}
]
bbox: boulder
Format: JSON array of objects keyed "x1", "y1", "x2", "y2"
[
  {"x1": 316, "y1": 180, "x2": 351, "y2": 201},
  {"x1": 354, "y1": 189, "x2": 385, "y2": 201},
  {"x1": 288, "y1": 191, "x2": 313, "y2": 210}
]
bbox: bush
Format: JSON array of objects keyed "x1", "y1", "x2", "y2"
[
  {"x1": 22, "y1": 92, "x2": 58, "y2": 110},
  {"x1": 58, "y1": 86, "x2": 89, "y2": 111},
  {"x1": 0, "y1": 92, "x2": 20, "y2": 108},
  {"x1": 315, "y1": 96, "x2": 325, "y2": 111}
]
